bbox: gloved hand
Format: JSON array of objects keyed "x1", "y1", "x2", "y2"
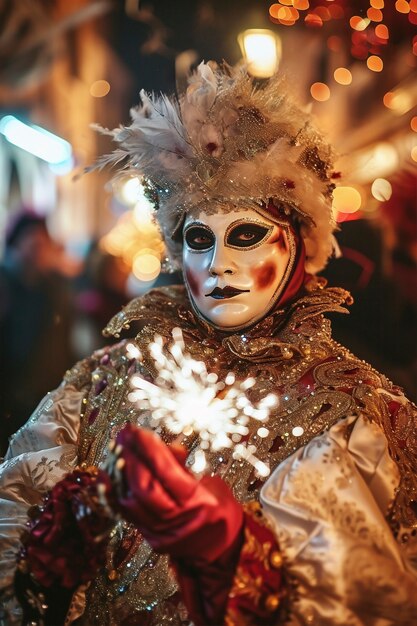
[
  {"x1": 106, "y1": 425, "x2": 285, "y2": 626},
  {"x1": 108, "y1": 423, "x2": 244, "y2": 565}
]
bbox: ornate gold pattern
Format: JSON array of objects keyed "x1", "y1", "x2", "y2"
[{"x1": 65, "y1": 283, "x2": 417, "y2": 625}]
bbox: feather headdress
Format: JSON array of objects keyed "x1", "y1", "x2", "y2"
[{"x1": 93, "y1": 61, "x2": 339, "y2": 273}]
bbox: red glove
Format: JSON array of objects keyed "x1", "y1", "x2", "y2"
[
  {"x1": 106, "y1": 424, "x2": 245, "y2": 624},
  {"x1": 111, "y1": 423, "x2": 244, "y2": 565}
]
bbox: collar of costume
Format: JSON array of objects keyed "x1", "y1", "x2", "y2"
[{"x1": 103, "y1": 278, "x2": 351, "y2": 365}]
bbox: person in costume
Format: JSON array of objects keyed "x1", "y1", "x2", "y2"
[{"x1": 1, "y1": 62, "x2": 417, "y2": 626}]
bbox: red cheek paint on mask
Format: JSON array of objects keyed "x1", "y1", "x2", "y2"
[
  {"x1": 185, "y1": 268, "x2": 200, "y2": 297},
  {"x1": 252, "y1": 262, "x2": 277, "y2": 290}
]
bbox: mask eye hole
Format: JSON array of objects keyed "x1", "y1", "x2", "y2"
[
  {"x1": 226, "y1": 223, "x2": 272, "y2": 249},
  {"x1": 184, "y1": 226, "x2": 215, "y2": 251}
]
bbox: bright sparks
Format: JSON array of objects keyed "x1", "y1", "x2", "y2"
[{"x1": 128, "y1": 328, "x2": 277, "y2": 476}]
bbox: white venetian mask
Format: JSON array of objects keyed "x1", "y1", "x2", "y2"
[{"x1": 182, "y1": 208, "x2": 294, "y2": 331}]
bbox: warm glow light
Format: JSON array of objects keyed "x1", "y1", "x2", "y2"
[
  {"x1": 350, "y1": 16, "x2": 370, "y2": 30},
  {"x1": 367, "y1": 55, "x2": 383, "y2": 71},
  {"x1": 334, "y1": 67, "x2": 352, "y2": 85},
  {"x1": 310, "y1": 82, "x2": 330, "y2": 101},
  {"x1": 371, "y1": 178, "x2": 393, "y2": 201},
  {"x1": 293, "y1": 0, "x2": 309, "y2": 8},
  {"x1": 375, "y1": 24, "x2": 389, "y2": 39},
  {"x1": 332, "y1": 187, "x2": 362, "y2": 213},
  {"x1": 272, "y1": 5, "x2": 299, "y2": 24},
  {"x1": 238, "y1": 29, "x2": 281, "y2": 78},
  {"x1": 411, "y1": 146, "x2": 417, "y2": 162},
  {"x1": 90, "y1": 80, "x2": 111, "y2": 98},
  {"x1": 132, "y1": 253, "x2": 161, "y2": 282},
  {"x1": 411, "y1": 116, "x2": 417, "y2": 131},
  {"x1": 411, "y1": 0, "x2": 417, "y2": 11},
  {"x1": 367, "y1": 7, "x2": 383, "y2": 21},
  {"x1": 395, "y1": 0, "x2": 410, "y2": 13},
  {"x1": 383, "y1": 89, "x2": 413, "y2": 114},
  {"x1": 355, "y1": 143, "x2": 399, "y2": 180},
  {"x1": 269, "y1": 0, "x2": 300, "y2": 26},
  {"x1": 371, "y1": 0, "x2": 384, "y2": 8}
]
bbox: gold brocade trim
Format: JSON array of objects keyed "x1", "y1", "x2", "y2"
[{"x1": 70, "y1": 284, "x2": 416, "y2": 626}]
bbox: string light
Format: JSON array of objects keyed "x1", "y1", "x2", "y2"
[
  {"x1": 128, "y1": 328, "x2": 278, "y2": 476},
  {"x1": 267, "y1": 2, "x2": 414, "y2": 66}
]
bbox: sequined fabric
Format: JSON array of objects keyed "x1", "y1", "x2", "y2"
[{"x1": 60, "y1": 281, "x2": 417, "y2": 625}]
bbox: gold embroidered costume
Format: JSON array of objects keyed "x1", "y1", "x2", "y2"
[{"x1": 2, "y1": 281, "x2": 416, "y2": 625}]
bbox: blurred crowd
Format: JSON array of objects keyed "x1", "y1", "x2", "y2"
[
  {"x1": 0, "y1": 212, "x2": 132, "y2": 454},
  {"x1": 0, "y1": 195, "x2": 416, "y2": 454}
]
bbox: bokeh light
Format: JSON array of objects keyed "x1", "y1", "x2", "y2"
[
  {"x1": 367, "y1": 55, "x2": 384, "y2": 72},
  {"x1": 411, "y1": 116, "x2": 417, "y2": 131},
  {"x1": 334, "y1": 67, "x2": 352, "y2": 85},
  {"x1": 310, "y1": 82, "x2": 330, "y2": 101},
  {"x1": 383, "y1": 89, "x2": 413, "y2": 114},
  {"x1": 411, "y1": 146, "x2": 417, "y2": 162},
  {"x1": 367, "y1": 7, "x2": 383, "y2": 21},
  {"x1": 332, "y1": 186, "x2": 362, "y2": 213},
  {"x1": 395, "y1": 0, "x2": 410, "y2": 13},
  {"x1": 375, "y1": 24, "x2": 389, "y2": 39},
  {"x1": 132, "y1": 253, "x2": 161, "y2": 282},
  {"x1": 355, "y1": 142, "x2": 399, "y2": 180},
  {"x1": 350, "y1": 16, "x2": 370, "y2": 31},
  {"x1": 371, "y1": 178, "x2": 393, "y2": 201},
  {"x1": 371, "y1": 0, "x2": 384, "y2": 8},
  {"x1": 293, "y1": 0, "x2": 309, "y2": 8},
  {"x1": 305, "y1": 12, "x2": 323, "y2": 27},
  {"x1": 89, "y1": 80, "x2": 110, "y2": 98}
]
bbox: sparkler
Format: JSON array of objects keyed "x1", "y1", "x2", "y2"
[{"x1": 127, "y1": 328, "x2": 277, "y2": 476}]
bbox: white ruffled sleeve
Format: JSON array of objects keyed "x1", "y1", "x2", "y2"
[
  {"x1": 261, "y1": 414, "x2": 417, "y2": 626},
  {"x1": 0, "y1": 383, "x2": 83, "y2": 623}
]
